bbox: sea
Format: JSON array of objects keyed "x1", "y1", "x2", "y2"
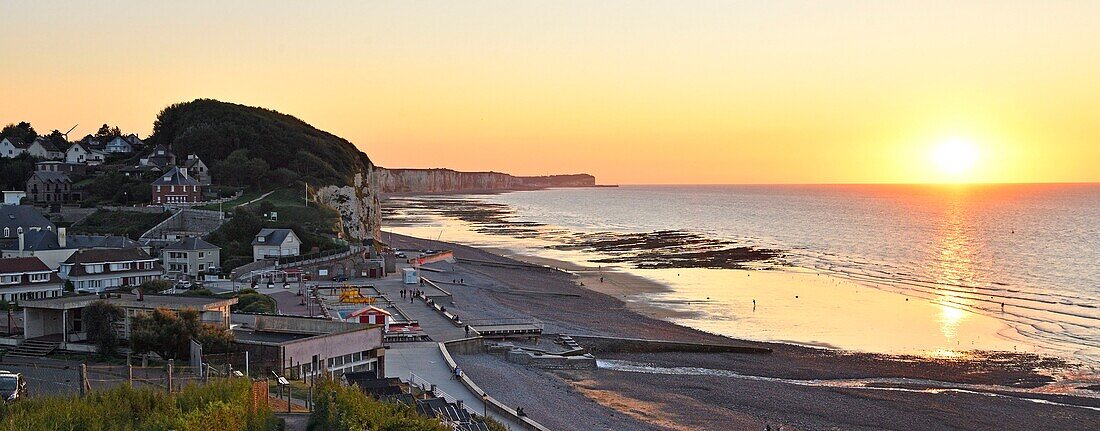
[{"x1": 384, "y1": 184, "x2": 1100, "y2": 368}]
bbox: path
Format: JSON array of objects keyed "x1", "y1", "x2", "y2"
[{"x1": 384, "y1": 343, "x2": 524, "y2": 430}]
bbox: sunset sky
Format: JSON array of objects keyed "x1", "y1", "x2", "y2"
[{"x1": 2, "y1": 1, "x2": 1098, "y2": 184}]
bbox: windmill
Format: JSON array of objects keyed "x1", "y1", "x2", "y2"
[{"x1": 61, "y1": 124, "x2": 78, "y2": 141}]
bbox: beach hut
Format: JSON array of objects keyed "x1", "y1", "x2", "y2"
[{"x1": 345, "y1": 305, "x2": 391, "y2": 330}]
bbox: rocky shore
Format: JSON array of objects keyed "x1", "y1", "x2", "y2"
[{"x1": 386, "y1": 232, "x2": 1100, "y2": 430}]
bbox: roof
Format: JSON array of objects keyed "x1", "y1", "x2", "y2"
[
  {"x1": 163, "y1": 237, "x2": 219, "y2": 251},
  {"x1": 1, "y1": 137, "x2": 31, "y2": 149},
  {"x1": 5, "y1": 229, "x2": 60, "y2": 251},
  {"x1": 32, "y1": 137, "x2": 62, "y2": 152},
  {"x1": 183, "y1": 155, "x2": 205, "y2": 169},
  {"x1": 231, "y1": 329, "x2": 315, "y2": 344},
  {"x1": 0, "y1": 206, "x2": 54, "y2": 237},
  {"x1": 63, "y1": 248, "x2": 154, "y2": 264},
  {"x1": 29, "y1": 171, "x2": 71, "y2": 184},
  {"x1": 0, "y1": 257, "x2": 51, "y2": 274},
  {"x1": 107, "y1": 136, "x2": 132, "y2": 147},
  {"x1": 252, "y1": 228, "x2": 295, "y2": 246},
  {"x1": 151, "y1": 167, "x2": 201, "y2": 186},
  {"x1": 348, "y1": 306, "x2": 391, "y2": 318},
  {"x1": 67, "y1": 234, "x2": 141, "y2": 249},
  {"x1": 21, "y1": 293, "x2": 237, "y2": 311}
]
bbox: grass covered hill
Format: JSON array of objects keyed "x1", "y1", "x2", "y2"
[{"x1": 148, "y1": 99, "x2": 373, "y2": 186}]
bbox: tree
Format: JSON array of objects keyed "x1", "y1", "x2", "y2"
[
  {"x1": 84, "y1": 301, "x2": 125, "y2": 357},
  {"x1": 0, "y1": 153, "x2": 36, "y2": 191},
  {"x1": 130, "y1": 308, "x2": 232, "y2": 359},
  {"x1": 0, "y1": 122, "x2": 36, "y2": 143},
  {"x1": 95, "y1": 123, "x2": 122, "y2": 139},
  {"x1": 45, "y1": 129, "x2": 69, "y2": 149}
]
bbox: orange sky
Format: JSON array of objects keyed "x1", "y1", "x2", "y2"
[{"x1": 2, "y1": 1, "x2": 1098, "y2": 184}]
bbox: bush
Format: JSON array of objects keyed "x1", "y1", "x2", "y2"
[
  {"x1": 84, "y1": 301, "x2": 125, "y2": 358},
  {"x1": 0, "y1": 378, "x2": 276, "y2": 431},
  {"x1": 139, "y1": 279, "x2": 173, "y2": 293},
  {"x1": 308, "y1": 379, "x2": 448, "y2": 431},
  {"x1": 130, "y1": 308, "x2": 233, "y2": 360}
]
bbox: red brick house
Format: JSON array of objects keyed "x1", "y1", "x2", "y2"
[{"x1": 151, "y1": 167, "x2": 203, "y2": 204}]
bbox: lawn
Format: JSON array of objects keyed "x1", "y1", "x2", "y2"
[{"x1": 70, "y1": 209, "x2": 172, "y2": 238}]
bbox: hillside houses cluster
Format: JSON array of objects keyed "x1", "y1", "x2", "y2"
[{"x1": 1, "y1": 133, "x2": 212, "y2": 207}]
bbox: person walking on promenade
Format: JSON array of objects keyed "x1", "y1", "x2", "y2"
[{"x1": 465, "y1": 325, "x2": 470, "y2": 337}]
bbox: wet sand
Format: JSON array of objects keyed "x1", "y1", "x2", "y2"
[{"x1": 388, "y1": 232, "x2": 1099, "y2": 430}]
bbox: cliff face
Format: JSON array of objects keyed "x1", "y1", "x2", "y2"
[
  {"x1": 313, "y1": 170, "x2": 382, "y2": 242},
  {"x1": 377, "y1": 168, "x2": 595, "y2": 193}
]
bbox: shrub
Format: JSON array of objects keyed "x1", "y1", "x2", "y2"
[
  {"x1": 0, "y1": 378, "x2": 276, "y2": 431},
  {"x1": 308, "y1": 379, "x2": 448, "y2": 431}
]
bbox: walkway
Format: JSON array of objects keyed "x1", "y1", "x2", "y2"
[{"x1": 384, "y1": 343, "x2": 524, "y2": 430}]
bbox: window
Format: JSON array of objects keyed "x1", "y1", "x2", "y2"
[
  {"x1": 29, "y1": 273, "x2": 49, "y2": 282},
  {"x1": 0, "y1": 275, "x2": 18, "y2": 284},
  {"x1": 198, "y1": 252, "x2": 205, "y2": 258}
]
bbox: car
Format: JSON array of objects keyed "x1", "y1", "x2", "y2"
[
  {"x1": 0, "y1": 371, "x2": 27, "y2": 404},
  {"x1": 395, "y1": 252, "x2": 407, "y2": 258},
  {"x1": 331, "y1": 275, "x2": 348, "y2": 282}
]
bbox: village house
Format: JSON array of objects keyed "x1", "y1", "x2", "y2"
[
  {"x1": 161, "y1": 237, "x2": 220, "y2": 279},
  {"x1": 140, "y1": 144, "x2": 176, "y2": 168},
  {"x1": 0, "y1": 205, "x2": 54, "y2": 239},
  {"x1": 2, "y1": 227, "x2": 145, "y2": 269},
  {"x1": 0, "y1": 256, "x2": 64, "y2": 303},
  {"x1": 0, "y1": 137, "x2": 30, "y2": 158},
  {"x1": 25, "y1": 171, "x2": 81, "y2": 205},
  {"x1": 65, "y1": 142, "x2": 106, "y2": 165},
  {"x1": 105, "y1": 136, "x2": 133, "y2": 153},
  {"x1": 252, "y1": 228, "x2": 301, "y2": 261},
  {"x1": 26, "y1": 137, "x2": 65, "y2": 160},
  {"x1": 58, "y1": 248, "x2": 164, "y2": 293},
  {"x1": 35, "y1": 161, "x2": 87, "y2": 177},
  {"x1": 20, "y1": 293, "x2": 236, "y2": 351},
  {"x1": 151, "y1": 167, "x2": 203, "y2": 205},
  {"x1": 181, "y1": 154, "x2": 211, "y2": 185}
]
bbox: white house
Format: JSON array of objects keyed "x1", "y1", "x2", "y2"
[
  {"x1": 0, "y1": 256, "x2": 64, "y2": 302},
  {"x1": 0, "y1": 137, "x2": 29, "y2": 158},
  {"x1": 26, "y1": 138, "x2": 65, "y2": 160},
  {"x1": 251, "y1": 228, "x2": 301, "y2": 261},
  {"x1": 105, "y1": 136, "x2": 134, "y2": 153},
  {"x1": 58, "y1": 248, "x2": 163, "y2": 293},
  {"x1": 65, "y1": 142, "x2": 107, "y2": 165}
]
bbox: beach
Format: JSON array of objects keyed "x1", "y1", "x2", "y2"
[{"x1": 386, "y1": 231, "x2": 1100, "y2": 430}]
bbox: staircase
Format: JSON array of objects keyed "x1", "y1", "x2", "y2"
[{"x1": 5, "y1": 339, "x2": 60, "y2": 358}]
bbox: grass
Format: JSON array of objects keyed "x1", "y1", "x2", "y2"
[
  {"x1": 198, "y1": 189, "x2": 266, "y2": 211},
  {"x1": 0, "y1": 378, "x2": 278, "y2": 431},
  {"x1": 70, "y1": 209, "x2": 171, "y2": 238}
]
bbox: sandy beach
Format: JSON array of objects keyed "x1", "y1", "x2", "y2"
[{"x1": 386, "y1": 231, "x2": 1099, "y2": 430}]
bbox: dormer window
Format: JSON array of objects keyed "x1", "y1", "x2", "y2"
[{"x1": 257, "y1": 237, "x2": 265, "y2": 243}]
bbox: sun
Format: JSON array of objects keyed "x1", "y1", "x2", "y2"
[{"x1": 931, "y1": 137, "x2": 980, "y2": 178}]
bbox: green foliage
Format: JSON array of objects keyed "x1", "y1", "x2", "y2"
[
  {"x1": 212, "y1": 149, "x2": 270, "y2": 188},
  {"x1": 0, "y1": 153, "x2": 36, "y2": 191},
  {"x1": 235, "y1": 291, "x2": 277, "y2": 314},
  {"x1": 139, "y1": 279, "x2": 173, "y2": 293},
  {"x1": 308, "y1": 379, "x2": 449, "y2": 431},
  {"x1": 76, "y1": 171, "x2": 152, "y2": 205},
  {"x1": 71, "y1": 209, "x2": 170, "y2": 237},
  {"x1": 84, "y1": 300, "x2": 125, "y2": 358},
  {"x1": 0, "y1": 121, "x2": 37, "y2": 143},
  {"x1": 0, "y1": 377, "x2": 277, "y2": 431},
  {"x1": 207, "y1": 201, "x2": 340, "y2": 272},
  {"x1": 130, "y1": 308, "x2": 233, "y2": 360},
  {"x1": 148, "y1": 99, "x2": 373, "y2": 186}
]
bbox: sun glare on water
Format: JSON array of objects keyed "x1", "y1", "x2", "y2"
[{"x1": 931, "y1": 137, "x2": 980, "y2": 180}]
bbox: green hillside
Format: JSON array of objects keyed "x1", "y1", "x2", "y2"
[{"x1": 148, "y1": 99, "x2": 373, "y2": 186}]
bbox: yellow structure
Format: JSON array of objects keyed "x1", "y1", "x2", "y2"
[{"x1": 339, "y1": 288, "x2": 376, "y2": 304}]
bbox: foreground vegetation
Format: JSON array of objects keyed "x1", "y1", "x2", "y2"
[
  {"x1": 0, "y1": 378, "x2": 277, "y2": 431},
  {"x1": 308, "y1": 380, "x2": 448, "y2": 431}
]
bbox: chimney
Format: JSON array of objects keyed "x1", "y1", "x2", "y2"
[
  {"x1": 180, "y1": 167, "x2": 188, "y2": 178},
  {"x1": 58, "y1": 227, "x2": 67, "y2": 248},
  {"x1": 18, "y1": 231, "x2": 24, "y2": 253}
]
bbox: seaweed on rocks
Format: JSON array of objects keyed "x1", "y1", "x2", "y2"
[{"x1": 383, "y1": 197, "x2": 785, "y2": 270}]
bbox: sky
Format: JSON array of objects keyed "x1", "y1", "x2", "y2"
[{"x1": 2, "y1": 1, "x2": 1098, "y2": 184}]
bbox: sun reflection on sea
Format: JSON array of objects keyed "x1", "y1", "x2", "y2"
[{"x1": 932, "y1": 192, "x2": 977, "y2": 344}]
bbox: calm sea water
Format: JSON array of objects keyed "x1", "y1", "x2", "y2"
[{"x1": 390, "y1": 184, "x2": 1100, "y2": 365}]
